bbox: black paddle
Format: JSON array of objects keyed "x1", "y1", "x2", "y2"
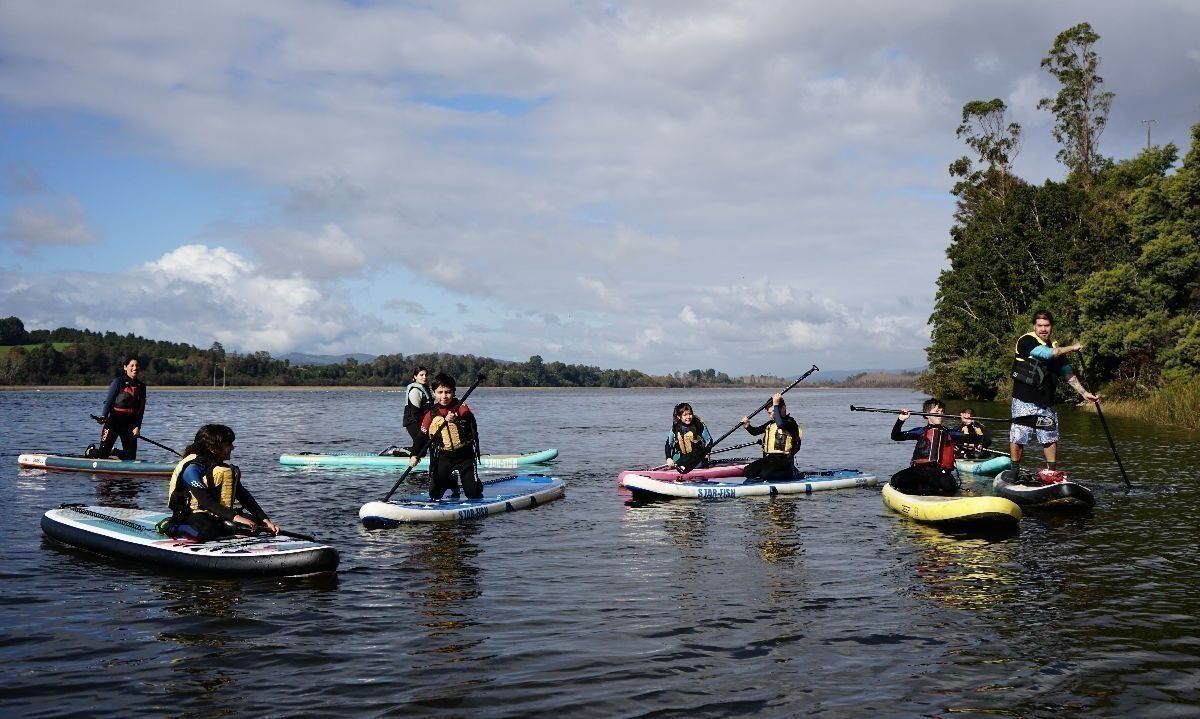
[
  {"x1": 381, "y1": 375, "x2": 484, "y2": 502},
  {"x1": 90, "y1": 414, "x2": 182, "y2": 457},
  {"x1": 848, "y1": 406, "x2": 1054, "y2": 429},
  {"x1": 1092, "y1": 400, "x2": 1132, "y2": 491},
  {"x1": 679, "y1": 365, "x2": 819, "y2": 473}
]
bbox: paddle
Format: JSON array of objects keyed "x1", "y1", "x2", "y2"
[
  {"x1": 678, "y1": 365, "x2": 820, "y2": 473},
  {"x1": 90, "y1": 414, "x2": 182, "y2": 457},
  {"x1": 711, "y1": 439, "x2": 761, "y2": 455},
  {"x1": 381, "y1": 375, "x2": 484, "y2": 502},
  {"x1": 848, "y1": 406, "x2": 1054, "y2": 429},
  {"x1": 1092, "y1": 400, "x2": 1132, "y2": 491}
]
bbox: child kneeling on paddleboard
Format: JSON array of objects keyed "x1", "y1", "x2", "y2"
[
  {"x1": 165, "y1": 424, "x2": 280, "y2": 542},
  {"x1": 740, "y1": 393, "x2": 802, "y2": 480},
  {"x1": 890, "y1": 398, "x2": 967, "y2": 496},
  {"x1": 665, "y1": 402, "x2": 713, "y2": 470},
  {"x1": 422, "y1": 373, "x2": 483, "y2": 501}
]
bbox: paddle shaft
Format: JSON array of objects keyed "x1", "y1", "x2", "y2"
[
  {"x1": 848, "y1": 406, "x2": 1049, "y2": 428},
  {"x1": 1093, "y1": 402, "x2": 1132, "y2": 490},
  {"x1": 382, "y1": 375, "x2": 484, "y2": 501},
  {"x1": 679, "y1": 365, "x2": 819, "y2": 473},
  {"x1": 90, "y1": 414, "x2": 182, "y2": 457}
]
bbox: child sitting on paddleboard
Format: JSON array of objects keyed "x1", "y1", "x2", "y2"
[
  {"x1": 740, "y1": 393, "x2": 802, "y2": 480},
  {"x1": 890, "y1": 398, "x2": 968, "y2": 496},
  {"x1": 664, "y1": 402, "x2": 713, "y2": 470},
  {"x1": 165, "y1": 424, "x2": 280, "y2": 542},
  {"x1": 421, "y1": 373, "x2": 483, "y2": 501},
  {"x1": 956, "y1": 408, "x2": 991, "y2": 460}
]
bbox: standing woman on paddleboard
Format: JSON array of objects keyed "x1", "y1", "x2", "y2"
[
  {"x1": 1009, "y1": 310, "x2": 1098, "y2": 480},
  {"x1": 87, "y1": 355, "x2": 146, "y2": 460},
  {"x1": 740, "y1": 393, "x2": 802, "y2": 480},
  {"x1": 165, "y1": 424, "x2": 280, "y2": 542},
  {"x1": 665, "y1": 402, "x2": 713, "y2": 469},
  {"x1": 397, "y1": 366, "x2": 433, "y2": 467},
  {"x1": 422, "y1": 373, "x2": 483, "y2": 501}
]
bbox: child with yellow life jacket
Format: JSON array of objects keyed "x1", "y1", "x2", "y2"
[
  {"x1": 421, "y1": 373, "x2": 483, "y2": 501},
  {"x1": 956, "y1": 408, "x2": 991, "y2": 460},
  {"x1": 889, "y1": 398, "x2": 968, "y2": 496},
  {"x1": 740, "y1": 393, "x2": 802, "y2": 480},
  {"x1": 664, "y1": 402, "x2": 713, "y2": 470},
  {"x1": 165, "y1": 424, "x2": 279, "y2": 542}
]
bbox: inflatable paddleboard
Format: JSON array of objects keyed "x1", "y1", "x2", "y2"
[
  {"x1": 881, "y1": 482, "x2": 1021, "y2": 529},
  {"x1": 954, "y1": 456, "x2": 1012, "y2": 476},
  {"x1": 280, "y1": 447, "x2": 558, "y2": 469},
  {"x1": 19, "y1": 453, "x2": 176, "y2": 476},
  {"x1": 41, "y1": 505, "x2": 339, "y2": 576},
  {"x1": 616, "y1": 463, "x2": 748, "y2": 487},
  {"x1": 359, "y1": 473, "x2": 565, "y2": 526},
  {"x1": 994, "y1": 470, "x2": 1095, "y2": 509},
  {"x1": 621, "y1": 468, "x2": 877, "y2": 501}
]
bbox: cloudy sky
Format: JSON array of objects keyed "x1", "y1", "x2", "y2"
[{"x1": 1, "y1": 1, "x2": 1197, "y2": 375}]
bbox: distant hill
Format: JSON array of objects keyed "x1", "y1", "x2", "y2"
[
  {"x1": 812, "y1": 369, "x2": 923, "y2": 388},
  {"x1": 279, "y1": 352, "x2": 377, "y2": 366}
]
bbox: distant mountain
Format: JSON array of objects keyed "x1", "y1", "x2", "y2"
[
  {"x1": 279, "y1": 352, "x2": 378, "y2": 366},
  {"x1": 810, "y1": 368, "x2": 924, "y2": 383}
]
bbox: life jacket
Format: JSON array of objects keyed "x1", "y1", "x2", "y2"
[
  {"x1": 402, "y1": 382, "x2": 432, "y2": 427},
  {"x1": 912, "y1": 425, "x2": 957, "y2": 470},
  {"x1": 960, "y1": 423, "x2": 986, "y2": 447},
  {"x1": 1011, "y1": 332, "x2": 1054, "y2": 390},
  {"x1": 110, "y1": 378, "x2": 143, "y2": 416},
  {"x1": 673, "y1": 418, "x2": 708, "y2": 455},
  {"x1": 427, "y1": 406, "x2": 475, "y2": 452},
  {"x1": 167, "y1": 454, "x2": 238, "y2": 516},
  {"x1": 762, "y1": 421, "x2": 801, "y2": 455}
]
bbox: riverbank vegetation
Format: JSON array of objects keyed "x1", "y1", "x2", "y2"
[
  {"x1": 0, "y1": 317, "x2": 795, "y2": 389},
  {"x1": 922, "y1": 22, "x2": 1200, "y2": 429}
]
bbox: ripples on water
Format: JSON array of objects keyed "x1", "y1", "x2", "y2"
[{"x1": 1, "y1": 387, "x2": 1198, "y2": 717}]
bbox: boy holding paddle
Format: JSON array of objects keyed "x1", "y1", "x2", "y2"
[
  {"x1": 421, "y1": 373, "x2": 483, "y2": 501},
  {"x1": 740, "y1": 393, "x2": 802, "y2": 480}
]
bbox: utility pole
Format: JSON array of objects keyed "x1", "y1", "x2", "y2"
[{"x1": 1142, "y1": 119, "x2": 1156, "y2": 149}]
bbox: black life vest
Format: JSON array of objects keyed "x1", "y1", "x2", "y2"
[
  {"x1": 960, "y1": 423, "x2": 986, "y2": 446},
  {"x1": 110, "y1": 378, "x2": 143, "y2": 416},
  {"x1": 673, "y1": 418, "x2": 708, "y2": 455},
  {"x1": 402, "y1": 382, "x2": 432, "y2": 427},
  {"x1": 1011, "y1": 332, "x2": 1053, "y2": 390},
  {"x1": 912, "y1": 425, "x2": 957, "y2": 470}
]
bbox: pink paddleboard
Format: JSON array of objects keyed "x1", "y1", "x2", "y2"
[{"x1": 618, "y1": 464, "x2": 747, "y2": 490}]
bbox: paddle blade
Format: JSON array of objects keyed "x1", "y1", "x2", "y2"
[{"x1": 1011, "y1": 414, "x2": 1056, "y2": 429}]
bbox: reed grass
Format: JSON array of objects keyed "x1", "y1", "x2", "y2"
[{"x1": 1096, "y1": 377, "x2": 1200, "y2": 430}]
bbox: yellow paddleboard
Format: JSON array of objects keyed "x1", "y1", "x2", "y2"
[{"x1": 882, "y1": 482, "x2": 1021, "y2": 529}]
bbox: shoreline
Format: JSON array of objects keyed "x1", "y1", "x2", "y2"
[{"x1": 1, "y1": 384, "x2": 919, "y2": 392}]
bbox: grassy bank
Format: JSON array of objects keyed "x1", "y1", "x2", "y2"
[{"x1": 1095, "y1": 378, "x2": 1200, "y2": 431}]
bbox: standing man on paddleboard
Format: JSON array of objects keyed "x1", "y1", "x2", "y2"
[
  {"x1": 1009, "y1": 310, "x2": 1098, "y2": 480},
  {"x1": 87, "y1": 355, "x2": 146, "y2": 460}
]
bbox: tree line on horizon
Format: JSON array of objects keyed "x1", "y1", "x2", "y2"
[
  {"x1": 923, "y1": 22, "x2": 1199, "y2": 404},
  {"x1": 0, "y1": 316, "x2": 789, "y2": 389}
]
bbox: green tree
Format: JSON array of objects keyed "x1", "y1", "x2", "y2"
[{"x1": 1038, "y1": 22, "x2": 1114, "y2": 184}]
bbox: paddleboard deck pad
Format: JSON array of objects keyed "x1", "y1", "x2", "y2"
[
  {"x1": 19, "y1": 453, "x2": 176, "y2": 476},
  {"x1": 954, "y1": 456, "x2": 1012, "y2": 476},
  {"x1": 41, "y1": 505, "x2": 339, "y2": 576},
  {"x1": 994, "y1": 470, "x2": 1095, "y2": 509},
  {"x1": 622, "y1": 468, "x2": 877, "y2": 501},
  {"x1": 360, "y1": 473, "x2": 565, "y2": 526},
  {"x1": 881, "y1": 482, "x2": 1021, "y2": 529},
  {"x1": 280, "y1": 447, "x2": 558, "y2": 469}
]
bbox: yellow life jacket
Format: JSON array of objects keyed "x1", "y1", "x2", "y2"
[
  {"x1": 961, "y1": 423, "x2": 985, "y2": 445},
  {"x1": 674, "y1": 418, "x2": 707, "y2": 455},
  {"x1": 428, "y1": 413, "x2": 472, "y2": 452},
  {"x1": 167, "y1": 453, "x2": 238, "y2": 515},
  {"x1": 763, "y1": 422, "x2": 802, "y2": 455}
]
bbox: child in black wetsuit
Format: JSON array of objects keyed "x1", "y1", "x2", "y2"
[
  {"x1": 889, "y1": 398, "x2": 968, "y2": 496},
  {"x1": 740, "y1": 393, "x2": 802, "y2": 480},
  {"x1": 421, "y1": 373, "x2": 482, "y2": 501}
]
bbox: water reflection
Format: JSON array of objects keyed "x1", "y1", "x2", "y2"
[
  {"x1": 747, "y1": 499, "x2": 803, "y2": 567},
  {"x1": 893, "y1": 522, "x2": 1020, "y2": 609},
  {"x1": 404, "y1": 522, "x2": 483, "y2": 657},
  {"x1": 93, "y1": 476, "x2": 152, "y2": 507}
]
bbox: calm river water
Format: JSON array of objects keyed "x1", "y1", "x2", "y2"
[{"x1": 1, "y1": 387, "x2": 1198, "y2": 718}]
